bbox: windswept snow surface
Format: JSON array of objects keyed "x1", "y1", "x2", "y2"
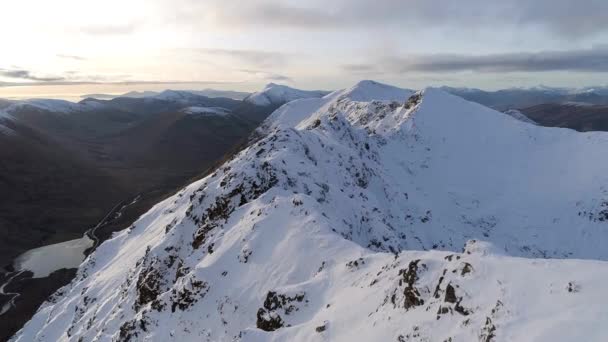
[
  {"x1": 245, "y1": 83, "x2": 330, "y2": 106},
  {"x1": 2, "y1": 98, "x2": 104, "y2": 115},
  {"x1": 13, "y1": 81, "x2": 608, "y2": 342}
]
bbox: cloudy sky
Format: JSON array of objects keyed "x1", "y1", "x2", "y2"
[{"x1": 1, "y1": 0, "x2": 608, "y2": 99}]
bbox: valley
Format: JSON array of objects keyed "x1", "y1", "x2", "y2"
[{"x1": 0, "y1": 85, "x2": 322, "y2": 340}]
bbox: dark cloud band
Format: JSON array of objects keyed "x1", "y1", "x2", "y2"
[
  {"x1": 344, "y1": 47, "x2": 608, "y2": 74},
  {"x1": 0, "y1": 69, "x2": 65, "y2": 82}
]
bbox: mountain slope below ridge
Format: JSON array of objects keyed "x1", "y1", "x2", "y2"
[
  {"x1": 13, "y1": 81, "x2": 608, "y2": 342},
  {"x1": 520, "y1": 103, "x2": 608, "y2": 132}
]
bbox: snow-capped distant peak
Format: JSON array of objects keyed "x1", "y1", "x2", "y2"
[
  {"x1": 182, "y1": 106, "x2": 231, "y2": 116},
  {"x1": 245, "y1": 83, "x2": 330, "y2": 106},
  {"x1": 258, "y1": 80, "x2": 415, "y2": 134},
  {"x1": 18, "y1": 99, "x2": 81, "y2": 113}
]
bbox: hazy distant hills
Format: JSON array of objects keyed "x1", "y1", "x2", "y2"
[
  {"x1": 81, "y1": 88, "x2": 252, "y2": 101},
  {"x1": 442, "y1": 86, "x2": 608, "y2": 111}
]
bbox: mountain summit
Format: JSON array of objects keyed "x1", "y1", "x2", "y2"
[
  {"x1": 244, "y1": 83, "x2": 330, "y2": 107},
  {"x1": 13, "y1": 81, "x2": 608, "y2": 342}
]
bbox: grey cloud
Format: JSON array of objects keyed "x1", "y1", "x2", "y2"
[
  {"x1": 0, "y1": 80, "x2": 242, "y2": 88},
  {"x1": 0, "y1": 67, "x2": 243, "y2": 86},
  {"x1": 79, "y1": 22, "x2": 138, "y2": 35},
  {"x1": 0, "y1": 68, "x2": 66, "y2": 82},
  {"x1": 239, "y1": 69, "x2": 293, "y2": 83},
  {"x1": 343, "y1": 47, "x2": 608, "y2": 74},
  {"x1": 267, "y1": 74, "x2": 292, "y2": 82},
  {"x1": 342, "y1": 64, "x2": 377, "y2": 73},
  {"x1": 197, "y1": 48, "x2": 288, "y2": 68},
  {"x1": 57, "y1": 54, "x2": 87, "y2": 61},
  {"x1": 199, "y1": 0, "x2": 608, "y2": 39}
]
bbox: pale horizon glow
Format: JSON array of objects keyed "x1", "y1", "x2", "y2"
[{"x1": 2, "y1": 0, "x2": 608, "y2": 100}]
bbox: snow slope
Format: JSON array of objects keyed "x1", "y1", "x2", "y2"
[
  {"x1": 502, "y1": 109, "x2": 537, "y2": 125},
  {"x1": 245, "y1": 83, "x2": 330, "y2": 106},
  {"x1": 13, "y1": 81, "x2": 608, "y2": 342}
]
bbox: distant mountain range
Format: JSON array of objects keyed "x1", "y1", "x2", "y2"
[
  {"x1": 441, "y1": 85, "x2": 608, "y2": 110},
  {"x1": 81, "y1": 89, "x2": 252, "y2": 101}
]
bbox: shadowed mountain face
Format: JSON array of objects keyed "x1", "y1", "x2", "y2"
[
  {"x1": 0, "y1": 93, "x2": 260, "y2": 268},
  {"x1": 519, "y1": 103, "x2": 608, "y2": 132},
  {"x1": 0, "y1": 119, "x2": 124, "y2": 266}
]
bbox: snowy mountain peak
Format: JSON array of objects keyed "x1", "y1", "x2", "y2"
[
  {"x1": 341, "y1": 80, "x2": 414, "y2": 102},
  {"x1": 13, "y1": 81, "x2": 608, "y2": 342},
  {"x1": 245, "y1": 83, "x2": 330, "y2": 107},
  {"x1": 16, "y1": 99, "x2": 81, "y2": 113}
]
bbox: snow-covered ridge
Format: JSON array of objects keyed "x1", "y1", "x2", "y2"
[
  {"x1": 83, "y1": 89, "x2": 251, "y2": 101},
  {"x1": 245, "y1": 83, "x2": 330, "y2": 106},
  {"x1": 0, "y1": 98, "x2": 108, "y2": 116},
  {"x1": 153, "y1": 90, "x2": 204, "y2": 101},
  {"x1": 9, "y1": 99, "x2": 83, "y2": 114},
  {"x1": 13, "y1": 81, "x2": 608, "y2": 342}
]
